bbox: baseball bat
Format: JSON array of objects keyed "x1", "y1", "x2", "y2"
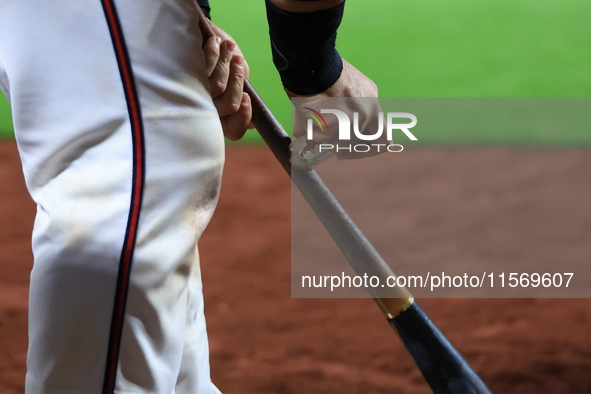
[{"x1": 197, "y1": 6, "x2": 492, "y2": 394}]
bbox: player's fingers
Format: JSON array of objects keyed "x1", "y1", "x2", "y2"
[
  {"x1": 210, "y1": 24, "x2": 251, "y2": 78},
  {"x1": 213, "y1": 54, "x2": 246, "y2": 117},
  {"x1": 209, "y1": 40, "x2": 235, "y2": 99},
  {"x1": 203, "y1": 36, "x2": 221, "y2": 77},
  {"x1": 221, "y1": 93, "x2": 252, "y2": 141}
]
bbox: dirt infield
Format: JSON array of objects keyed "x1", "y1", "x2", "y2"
[{"x1": 1, "y1": 141, "x2": 590, "y2": 393}]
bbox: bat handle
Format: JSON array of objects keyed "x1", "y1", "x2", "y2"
[
  {"x1": 196, "y1": 4, "x2": 293, "y2": 174},
  {"x1": 244, "y1": 79, "x2": 293, "y2": 174}
]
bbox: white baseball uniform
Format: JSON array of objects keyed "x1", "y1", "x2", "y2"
[{"x1": 0, "y1": 0, "x2": 224, "y2": 392}]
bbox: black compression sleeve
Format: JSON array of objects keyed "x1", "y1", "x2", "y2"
[
  {"x1": 265, "y1": 0, "x2": 345, "y2": 95},
  {"x1": 196, "y1": 0, "x2": 211, "y2": 19}
]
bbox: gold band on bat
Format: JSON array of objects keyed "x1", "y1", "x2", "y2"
[
  {"x1": 376, "y1": 297, "x2": 415, "y2": 320},
  {"x1": 371, "y1": 280, "x2": 415, "y2": 319},
  {"x1": 369, "y1": 272, "x2": 414, "y2": 319}
]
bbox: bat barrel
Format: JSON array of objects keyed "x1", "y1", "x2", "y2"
[
  {"x1": 391, "y1": 302, "x2": 493, "y2": 394},
  {"x1": 292, "y1": 167, "x2": 493, "y2": 394}
]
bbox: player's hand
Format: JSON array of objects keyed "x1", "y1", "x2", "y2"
[
  {"x1": 203, "y1": 25, "x2": 253, "y2": 141},
  {"x1": 287, "y1": 58, "x2": 378, "y2": 101},
  {"x1": 288, "y1": 59, "x2": 387, "y2": 160}
]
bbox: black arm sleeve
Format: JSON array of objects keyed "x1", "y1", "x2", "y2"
[
  {"x1": 196, "y1": 0, "x2": 211, "y2": 19},
  {"x1": 266, "y1": 0, "x2": 345, "y2": 95}
]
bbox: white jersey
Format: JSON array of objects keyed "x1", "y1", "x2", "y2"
[{"x1": 0, "y1": 0, "x2": 224, "y2": 392}]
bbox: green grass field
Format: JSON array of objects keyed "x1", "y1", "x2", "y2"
[{"x1": 1, "y1": 0, "x2": 589, "y2": 144}]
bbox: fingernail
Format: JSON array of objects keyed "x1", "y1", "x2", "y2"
[
  {"x1": 233, "y1": 55, "x2": 245, "y2": 67},
  {"x1": 215, "y1": 36, "x2": 222, "y2": 45}
]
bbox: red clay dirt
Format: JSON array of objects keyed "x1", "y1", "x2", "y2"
[{"x1": 1, "y1": 141, "x2": 590, "y2": 393}]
